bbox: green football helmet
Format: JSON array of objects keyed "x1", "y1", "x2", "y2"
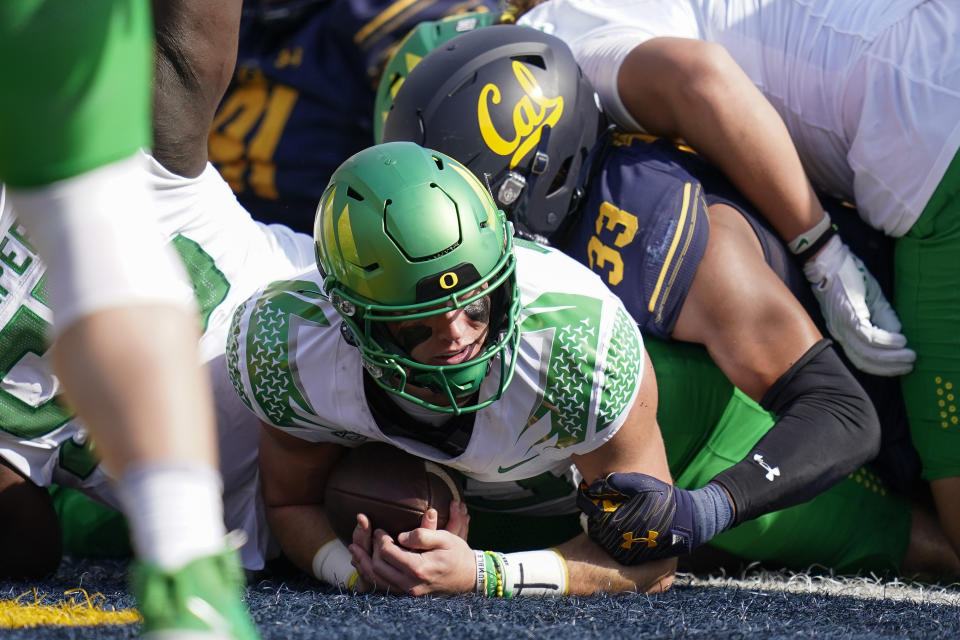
[
  {"x1": 315, "y1": 141, "x2": 520, "y2": 414},
  {"x1": 372, "y1": 10, "x2": 501, "y2": 144}
]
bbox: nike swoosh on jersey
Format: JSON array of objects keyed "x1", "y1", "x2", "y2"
[{"x1": 497, "y1": 454, "x2": 539, "y2": 474}]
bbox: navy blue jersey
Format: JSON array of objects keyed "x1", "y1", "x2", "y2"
[
  {"x1": 209, "y1": 0, "x2": 498, "y2": 232},
  {"x1": 565, "y1": 135, "x2": 715, "y2": 340}
]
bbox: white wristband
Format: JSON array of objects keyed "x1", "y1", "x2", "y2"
[
  {"x1": 501, "y1": 549, "x2": 569, "y2": 596},
  {"x1": 311, "y1": 539, "x2": 358, "y2": 589},
  {"x1": 474, "y1": 550, "x2": 487, "y2": 594},
  {"x1": 788, "y1": 212, "x2": 832, "y2": 254}
]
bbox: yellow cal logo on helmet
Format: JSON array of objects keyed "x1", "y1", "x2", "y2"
[{"x1": 477, "y1": 61, "x2": 563, "y2": 169}]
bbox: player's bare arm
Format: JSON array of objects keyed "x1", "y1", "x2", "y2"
[
  {"x1": 353, "y1": 523, "x2": 675, "y2": 595},
  {"x1": 258, "y1": 422, "x2": 345, "y2": 577},
  {"x1": 671, "y1": 202, "x2": 822, "y2": 400},
  {"x1": 569, "y1": 351, "x2": 677, "y2": 593},
  {"x1": 618, "y1": 38, "x2": 823, "y2": 241},
  {"x1": 153, "y1": 0, "x2": 243, "y2": 177}
]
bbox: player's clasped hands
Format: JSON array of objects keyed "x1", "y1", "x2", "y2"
[{"x1": 348, "y1": 500, "x2": 474, "y2": 595}]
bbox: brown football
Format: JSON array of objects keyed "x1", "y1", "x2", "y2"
[{"x1": 324, "y1": 443, "x2": 463, "y2": 544}]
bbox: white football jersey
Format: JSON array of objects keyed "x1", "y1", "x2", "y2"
[
  {"x1": 227, "y1": 240, "x2": 646, "y2": 513},
  {"x1": 520, "y1": 0, "x2": 960, "y2": 236},
  {"x1": 0, "y1": 158, "x2": 315, "y2": 569}
]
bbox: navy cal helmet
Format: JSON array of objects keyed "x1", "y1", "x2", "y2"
[{"x1": 381, "y1": 24, "x2": 606, "y2": 244}]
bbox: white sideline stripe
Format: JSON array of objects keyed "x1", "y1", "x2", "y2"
[{"x1": 678, "y1": 570, "x2": 960, "y2": 606}]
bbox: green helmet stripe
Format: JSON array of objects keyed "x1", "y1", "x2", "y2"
[
  {"x1": 336, "y1": 202, "x2": 360, "y2": 270},
  {"x1": 449, "y1": 161, "x2": 496, "y2": 221}
]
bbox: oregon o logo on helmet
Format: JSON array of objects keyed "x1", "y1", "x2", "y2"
[
  {"x1": 439, "y1": 271, "x2": 459, "y2": 289},
  {"x1": 477, "y1": 61, "x2": 564, "y2": 169}
]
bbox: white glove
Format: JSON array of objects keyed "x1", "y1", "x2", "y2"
[{"x1": 803, "y1": 235, "x2": 915, "y2": 376}]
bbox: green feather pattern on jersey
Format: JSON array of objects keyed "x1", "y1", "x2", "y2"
[
  {"x1": 518, "y1": 293, "x2": 640, "y2": 448},
  {"x1": 226, "y1": 305, "x2": 251, "y2": 412},
  {"x1": 228, "y1": 280, "x2": 337, "y2": 431},
  {"x1": 597, "y1": 306, "x2": 644, "y2": 428}
]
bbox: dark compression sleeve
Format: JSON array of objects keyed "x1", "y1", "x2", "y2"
[{"x1": 712, "y1": 339, "x2": 880, "y2": 525}]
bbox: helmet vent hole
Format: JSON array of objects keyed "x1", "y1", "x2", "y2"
[
  {"x1": 511, "y1": 54, "x2": 546, "y2": 70},
  {"x1": 547, "y1": 156, "x2": 573, "y2": 196},
  {"x1": 414, "y1": 110, "x2": 427, "y2": 141},
  {"x1": 431, "y1": 154, "x2": 444, "y2": 170},
  {"x1": 448, "y1": 72, "x2": 479, "y2": 98},
  {"x1": 347, "y1": 186, "x2": 365, "y2": 201}
]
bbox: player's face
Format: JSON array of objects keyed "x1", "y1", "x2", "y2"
[{"x1": 386, "y1": 291, "x2": 492, "y2": 366}]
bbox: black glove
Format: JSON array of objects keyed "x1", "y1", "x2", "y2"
[{"x1": 577, "y1": 473, "x2": 699, "y2": 564}]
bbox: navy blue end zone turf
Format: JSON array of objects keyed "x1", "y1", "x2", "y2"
[{"x1": 2, "y1": 557, "x2": 959, "y2": 639}]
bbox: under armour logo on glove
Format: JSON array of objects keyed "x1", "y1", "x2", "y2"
[
  {"x1": 576, "y1": 473, "x2": 696, "y2": 565},
  {"x1": 620, "y1": 529, "x2": 660, "y2": 549}
]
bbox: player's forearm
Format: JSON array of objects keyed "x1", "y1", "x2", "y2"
[
  {"x1": 470, "y1": 536, "x2": 675, "y2": 597},
  {"x1": 619, "y1": 39, "x2": 824, "y2": 241},
  {"x1": 556, "y1": 534, "x2": 676, "y2": 594},
  {"x1": 266, "y1": 503, "x2": 340, "y2": 578},
  {"x1": 712, "y1": 339, "x2": 880, "y2": 524},
  {"x1": 675, "y1": 79, "x2": 823, "y2": 242},
  {"x1": 152, "y1": 0, "x2": 243, "y2": 177}
]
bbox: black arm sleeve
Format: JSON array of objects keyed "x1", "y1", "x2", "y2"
[{"x1": 712, "y1": 339, "x2": 880, "y2": 525}]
